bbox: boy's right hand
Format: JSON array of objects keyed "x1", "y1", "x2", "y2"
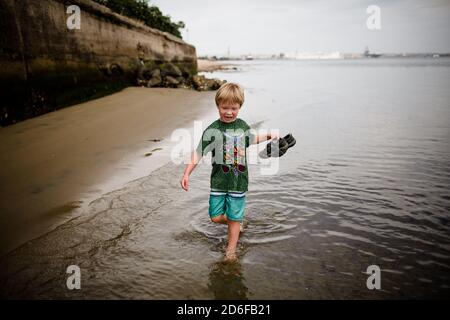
[{"x1": 180, "y1": 174, "x2": 189, "y2": 191}]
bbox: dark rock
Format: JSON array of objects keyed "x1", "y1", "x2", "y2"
[
  {"x1": 110, "y1": 64, "x2": 123, "y2": 76},
  {"x1": 191, "y1": 75, "x2": 225, "y2": 91},
  {"x1": 181, "y1": 70, "x2": 190, "y2": 79},
  {"x1": 142, "y1": 69, "x2": 152, "y2": 80},
  {"x1": 147, "y1": 78, "x2": 161, "y2": 87},
  {"x1": 151, "y1": 69, "x2": 161, "y2": 78},
  {"x1": 164, "y1": 63, "x2": 182, "y2": 77},
  {"x1": 206, "y1": 78, "x2": 225, "y2": 90},
  {"x1": 164, "y1": 75, "x2": 180, "y2": 87},
  {"x1": 191, "y1": 75, "x2": 205, "y2": 90},
  {"x1": 142, "y1": 61, "x2": 158, "y2": 80},
  {"x1": 147, "y1": 69, "x2": 162, "y2": 87}
]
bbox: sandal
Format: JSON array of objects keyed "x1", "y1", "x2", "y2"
[
  {"x1": 259, "y1": 137, "x2": 289, "y2": 158},
  {"x1": 283, "y1": 133, "x2": 296, "y2": 148}
]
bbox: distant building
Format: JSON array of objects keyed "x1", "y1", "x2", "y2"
[{"x1": 286, "y1": 51, "x2": 342, "y2": 60}]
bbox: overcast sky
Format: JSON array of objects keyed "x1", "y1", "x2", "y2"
[{"x1": 150, "y1": 0, "x2": 450, "y2": 56}]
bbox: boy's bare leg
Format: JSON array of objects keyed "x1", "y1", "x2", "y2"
[
  {"x1": 225, "y1": 220, "x2": 241, "y2": 260},
  {"x1": 211, "y1": 214, "x2": 228, "y2": 224}
]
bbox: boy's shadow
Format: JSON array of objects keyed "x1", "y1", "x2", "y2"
[{"x1": 207, "y1": 259, "x2": 249, "y2": 300}]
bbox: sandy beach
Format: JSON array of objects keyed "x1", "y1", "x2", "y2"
[{"x1": 0, "y1": 87, "x2": 216, "y2": 256}]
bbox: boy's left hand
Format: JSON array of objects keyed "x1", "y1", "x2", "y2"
[{"x1": 180, "y1": 175, "x2": 189, "y2": 191}]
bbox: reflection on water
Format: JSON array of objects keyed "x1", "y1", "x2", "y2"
[
  {"x1": 1, "y1": 58, "x2": 449, "y2": 299},
  {"x1": 208, "y1": 260, "x2": 248, "y2": 300}
]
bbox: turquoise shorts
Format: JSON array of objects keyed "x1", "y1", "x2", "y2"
[{"x1": 209, "y1": 191, "x2": 246, "y2": 222}]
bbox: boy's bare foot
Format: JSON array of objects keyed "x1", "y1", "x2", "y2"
[{"x1": 225, "y1": 250, "x2": 237, "y2": 261}]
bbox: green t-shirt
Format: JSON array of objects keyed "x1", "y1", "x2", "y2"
[{"x1": 197, "y1": 118, "x2": 254, "y2": 192}]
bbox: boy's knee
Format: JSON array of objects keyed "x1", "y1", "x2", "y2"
[{"x1": 211, "y1": 214, "x2": 225, "y2": 223}]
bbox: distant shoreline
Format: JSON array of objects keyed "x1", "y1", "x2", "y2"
[
  {"x1": 197, "y1": 59, "x2": 238, "y2": 72},
  {"x1": 198, "y1": 54, "x2": 450, "y2": 61}
]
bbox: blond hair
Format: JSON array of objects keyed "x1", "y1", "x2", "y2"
[{"x1": 215, "y1": 82, "x2": 245, "y2": 107}]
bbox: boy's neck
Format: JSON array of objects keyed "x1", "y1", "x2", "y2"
[{"x1": 218, "y1": 118, "x2": 238, "y2": 125}]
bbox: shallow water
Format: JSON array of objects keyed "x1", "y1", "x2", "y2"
[{"x1": 1, "y1": 58, "x2": 449, "y2": 299}]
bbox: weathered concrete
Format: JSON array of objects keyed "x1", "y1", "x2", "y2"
[{"x1": 0, "y1": 0, "x2": 197, "y2": 126}]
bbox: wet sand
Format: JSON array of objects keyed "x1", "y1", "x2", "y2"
[{"x1": 0, "y1": 87, "x2": 216, "y2": 256}]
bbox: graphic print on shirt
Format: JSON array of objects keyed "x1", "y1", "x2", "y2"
[{"x1": 223, "y1": 130, "x2": 247, "y2": 177}]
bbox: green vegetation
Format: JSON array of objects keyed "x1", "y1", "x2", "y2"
[{"x1": 93, "y1": 0, "x2": 185, "y2": 38}]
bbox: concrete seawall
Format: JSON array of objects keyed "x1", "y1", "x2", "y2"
[{"x1": 0, "y1": 0, "x2": 197, "y2": 126}]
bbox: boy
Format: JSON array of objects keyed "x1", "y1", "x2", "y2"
[{"x1": 180, "y1": 82, "x2": 278, "y2": 260}]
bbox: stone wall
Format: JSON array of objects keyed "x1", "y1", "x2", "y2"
[{"x1": 0, "y1": 0, "x2": 197, "y2": 126}]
